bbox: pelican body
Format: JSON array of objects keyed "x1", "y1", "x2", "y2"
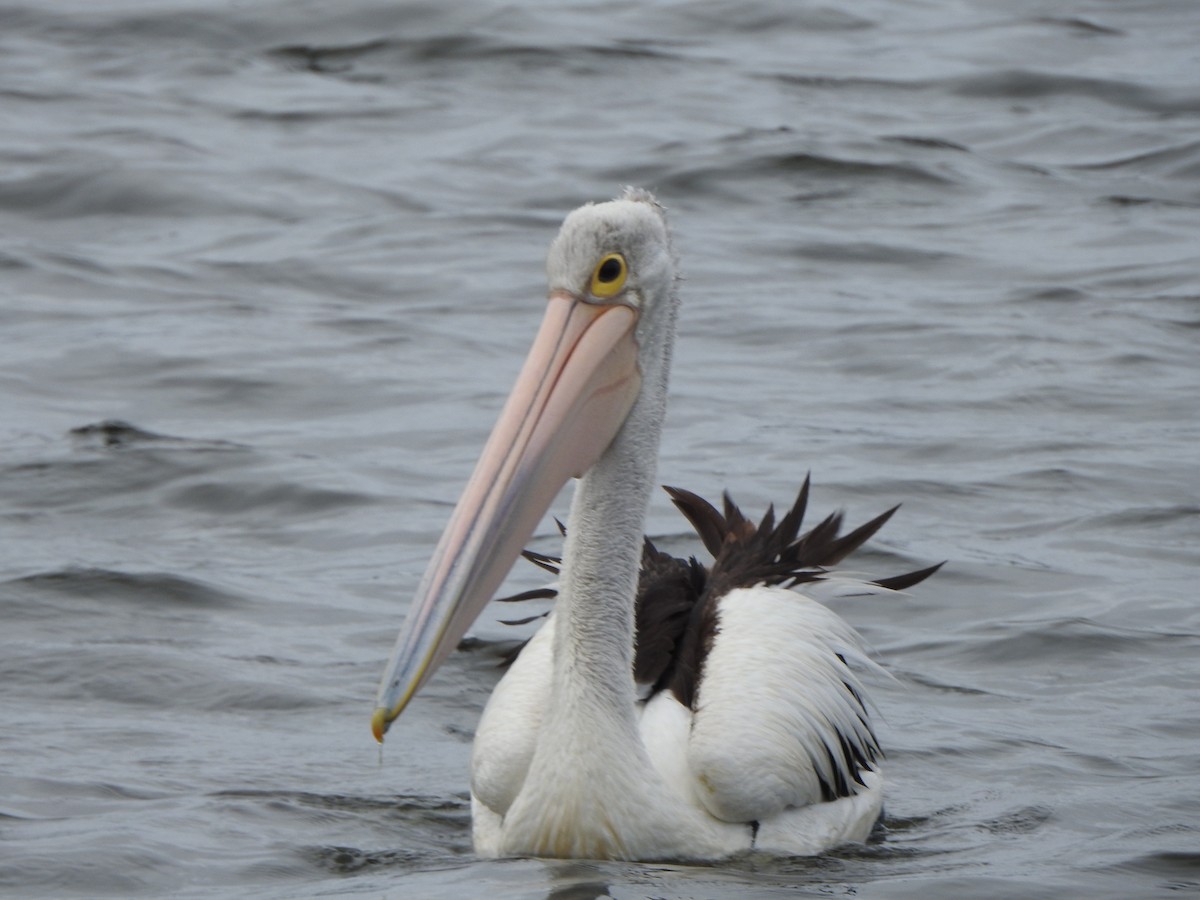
[{"x1": 373, "y1": 189, "x2": 937, "y2": 861}]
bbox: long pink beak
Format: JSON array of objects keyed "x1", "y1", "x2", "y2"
[{"x1": 372, "y1": 292, "x2": 641, "y2": 741}]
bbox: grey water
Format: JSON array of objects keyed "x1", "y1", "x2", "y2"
[{"x1": 2, "y1": 0, "x2": 1198, "y2": 896}]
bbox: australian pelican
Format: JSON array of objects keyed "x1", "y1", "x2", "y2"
[{"x1": 372, "y1": 189, "x2": 939, "y2": 860}]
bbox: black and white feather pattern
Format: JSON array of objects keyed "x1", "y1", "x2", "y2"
[{"x1": 495, "y1": 477, "x2": 942, "y2": 804}]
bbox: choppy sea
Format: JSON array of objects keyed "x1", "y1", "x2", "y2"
[{"x1": 2, "y1": 1, "x2": 1198, "y2": 897}]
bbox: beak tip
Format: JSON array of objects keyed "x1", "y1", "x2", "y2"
[{"x1": 371, "y1": 707, "x2": 390, "y2": 744}]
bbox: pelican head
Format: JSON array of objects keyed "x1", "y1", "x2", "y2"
[{"x1": 373, "y1": 189, "x2": 679, "y2": 741}]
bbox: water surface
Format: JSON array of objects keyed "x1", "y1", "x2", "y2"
[{"x1": 2, "y1": 1, "x2": 1198, "y2": 896}]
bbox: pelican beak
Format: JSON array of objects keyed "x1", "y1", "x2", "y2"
[{"x1": 372, "y1": 291, "x2": 641, "y2": 742}]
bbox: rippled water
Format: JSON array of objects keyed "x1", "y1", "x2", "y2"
[{"x1": 2, "y1": 1, "x2": 1198, "y2": 897}]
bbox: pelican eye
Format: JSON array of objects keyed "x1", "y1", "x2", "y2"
[{"x1": 589, "y1": 253, "x2": 628, "y2": 298}]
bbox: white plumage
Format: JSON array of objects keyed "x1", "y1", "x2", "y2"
[{"x1": 470, "y1": 583, "x2": 893, "y2": 859}]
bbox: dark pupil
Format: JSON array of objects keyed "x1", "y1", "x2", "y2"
[{"x1": 597, "y1": 258, "x2": 622, "y2": 283}]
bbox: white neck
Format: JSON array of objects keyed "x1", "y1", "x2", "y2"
[
  {"x1": 498, "y1": 317, "x2": 677, "y2": 860},
  {"x1": 552, "y1": 414, "x2": 658, "y2": 723},
  {"x1": 547, "y1": 287, "x2": 676, "y2": 742}
]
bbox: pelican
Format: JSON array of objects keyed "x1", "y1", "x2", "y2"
[{"x1": 373, "y1": 189, "x2": 939, "y2": 861}]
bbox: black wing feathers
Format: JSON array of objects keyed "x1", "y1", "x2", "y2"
[
  {"x1": 500, "y1": 478, "x2": 940, "y2": 708},
  {"x1": 632, "y1": 538, "x2": 706, "y2": 694},
  {"x1": 872, "y1": 560, "x2": 946, "y2": 592},
  {"x1": 497, "y1": 478, "x2": 941, "y2": 801}
]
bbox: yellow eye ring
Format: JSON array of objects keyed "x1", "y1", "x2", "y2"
[{"x1": 589, "y1": 253, "x2": 628, "y2": 298}]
